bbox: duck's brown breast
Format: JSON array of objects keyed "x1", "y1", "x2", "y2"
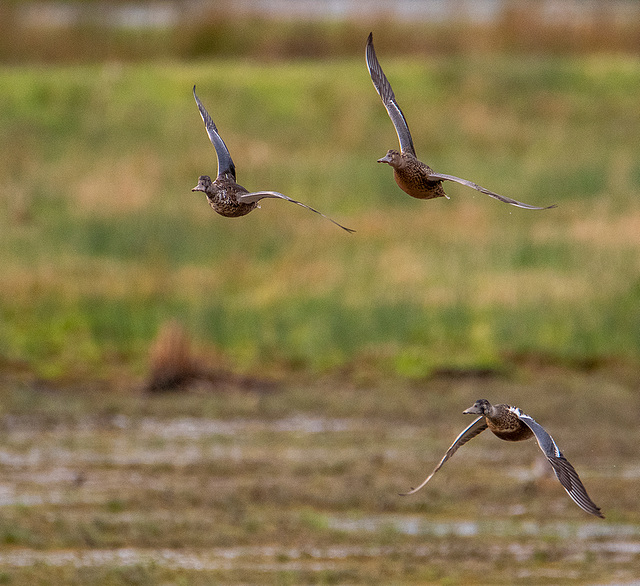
[
  {"x1": 208, "y1": 178, "x2": 257, "y2": 218},
  {"x1": 487, "y1": 419, "x2": 533, "y2": 442},
  {"x1": 208, "y1": 197, "x2": 255, "y2": 218},
  {"x1": 393, "y1": 159, "x2": 448, "y2": 200}
]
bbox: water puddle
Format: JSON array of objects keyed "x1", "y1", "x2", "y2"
[
  {"x1": 2, "y1": 414, "x2": 369, "y2": 440},
  {"x1": 0, "y1": 538, "x2": 638, "y2": 572},
  {"x1": 0, "y1": 415, "x2": 379, "y2": 473},
  {"x1": 0, "y1": 545, "x2": 428, "y2": 571},
  {"x1": 134, "y1": 415, "x2": 363, "y2": 438},
  {"x1": 326, "y1": 514, "x2": 640, "y2": 541}
]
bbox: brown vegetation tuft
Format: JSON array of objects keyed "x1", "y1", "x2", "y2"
[
  {"x1": 147, "y1": 320, "x2": 199, "y2": 392},
  {"x1": 146, "y1": 320, "x2": 277, "y2": 393}
]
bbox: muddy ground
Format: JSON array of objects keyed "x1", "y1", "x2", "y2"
[{"x1": 0, "y1": 368, "x2": 637, "y2": 584}]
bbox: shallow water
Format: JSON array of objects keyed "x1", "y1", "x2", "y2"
[
  {"x1": 327, "y1": 514, "x2": 640, "y2": 541},
  {"x1": 0, "y1": 412, "x2": 636, "y2": 582},
  {"x1": 0, "y1": 538, "x2": 638, "y2": 572}
]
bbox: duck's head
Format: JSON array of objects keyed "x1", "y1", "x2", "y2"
[
  {"x1": 463, "y1": 399, "x2": 492, "y2": 416},
  {"x1": 377, "y1": 149, "x2": 403, "y2": 168},
  {"x1": 192, "y1": 175, "x2": 212, "y2": 193}
]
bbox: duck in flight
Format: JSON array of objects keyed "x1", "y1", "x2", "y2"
[
  {"x1": 402, "y1": 399, "x2": 603, "y2": 518},
  {"x1": 366, "y1": 33, "x2": 555, "y2": 210},
  {"x1": 192, "y1": 87, "x2": 354, "y2": 232}
]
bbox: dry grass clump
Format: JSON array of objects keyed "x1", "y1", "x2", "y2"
[
  {"x1": 147, "y1": 320, "x2": 200, "y2": 392},
  {"x1": 146, "y1": 320, "x2": 277, "y2": 393}
]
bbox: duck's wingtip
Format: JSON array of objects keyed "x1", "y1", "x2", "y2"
[
  {"x1": 398, "y1": 488, "x2": 416, "y2": 496},
  {"x1": 367, "y1": 31, "x2": 373, "y2": 43},
  {"x1": 520, "y1": 202, "x2": 557, "y2": 210}
]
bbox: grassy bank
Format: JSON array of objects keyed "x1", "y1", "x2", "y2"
[{"x1": 1, "y1": 55, "x2": 640, "y2": 381}]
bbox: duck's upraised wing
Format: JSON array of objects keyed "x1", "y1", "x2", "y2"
[
  {"x1": 401, "y1": 416, "x2": 488, "y2": 496},
  {"x1": 237, "y1": 191, "x2": 354, "y2": 233},
  {"x1": 427, "y1": 172, "x2": 556, "y2": 210},
  {"x1": 193, "y1": 86, "x2": 236, "y2": 180},
  {"x1": 517, "y1": 411, "x2": 604, "y2": 518},
  {"x1": 366, "y1": 33, "x2": 416, "y2": 157}
]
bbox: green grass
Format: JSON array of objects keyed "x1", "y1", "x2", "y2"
[{"x1": 1, "y1": 55, "x2": 640, "y2": 380}]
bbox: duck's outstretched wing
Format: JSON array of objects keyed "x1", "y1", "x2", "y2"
[
  {"x1": 517, "y1": 411, "x2": 604, "y2": 518},
  {"x1": 237, "y1": 191, "x2": 354, "y2": 233},
  {"x1": 366, "y1": 32, "x2": 416, "y2": 157},
  {"x1": 193, "y1": 86, "x2": 236, "y2": 180},
  {"x1": 401, "y1": 417, "x2": 488, "y2": 496},
  {"x1": 427, "y1": 172, "x2": 556, "y2": 210}
]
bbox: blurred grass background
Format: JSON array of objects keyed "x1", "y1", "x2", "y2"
[{"x1": 1, "y1": 2, "x2": 640, "y2": 384}]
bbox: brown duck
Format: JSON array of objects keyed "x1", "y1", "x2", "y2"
[
  {"x1": 402, "y1": 399, "x2": 603, "y2": 518},
  {"x1": 366, "y1": 33, "x2": 555, "y2": 210},
  {"x1": 192, "y1": 86, "x2": 354, "y2": 232}
]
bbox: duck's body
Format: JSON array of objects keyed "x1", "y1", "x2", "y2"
[
  {"x1": 402, "y1": 399, "x2": 603, "y2": 519},
  {"x1": 192, "y1": 87, "x2": 354, "y2": 232},
  {"x1": 378, "y1": 150, "x2": 448, "y2": 200},
  {"x1": 467, "y1": 401, "x2": 534, "y2": 442},
  {"x1": 192, "y1": 174, "x2": 256, "y2": 218},
  {"x1": 366, "y1": 33, "x2": 555, "y2": 211}
]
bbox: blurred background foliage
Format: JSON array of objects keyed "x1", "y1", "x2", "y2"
[{"x1": 3, "y1": 0, "x2": 640, "y2": 63}]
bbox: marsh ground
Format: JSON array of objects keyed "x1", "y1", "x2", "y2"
[{"x1": 0, "y1": 368, "x2": 638, "y2": 584}]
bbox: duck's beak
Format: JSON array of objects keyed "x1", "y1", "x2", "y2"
[
  {"x1": 463, "y1": 404, "x2": 483, "y2": 415},
  {"x1": 377, "y1": 153, "x2": 393, "y2": 164},
  {"x1": 192, "y1": 185, "x2": 205, "y2": 192}
]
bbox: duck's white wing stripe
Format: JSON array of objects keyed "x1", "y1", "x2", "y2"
[
  {"x1": 427, "y1": 173, "x2": 556, "y2": 210},
  {"x1": 237, "y1": 191, "x2": 355, "y2": 233},
  {"x1": 518, "y1": 412, "x2": 604, "y2": 518},
  {"x1": 193, "y1": 86, "x2": 236, "y2": 179},
  {"x1": 401, "y1": 417, "x2": 488, "y2": 496},
  {"x1": 366, "y1": 33, "x2": 416, "y2": 157},
  {"x1": 517, "y1": 412, "x2": 561, "y2": 457}
]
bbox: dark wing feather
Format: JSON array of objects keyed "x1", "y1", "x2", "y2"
[
  {"x1": 518, "y1": 412, "x2": 604, "y2": 518},
  {"x1": 237, "y1": 191, "x2": 354, "y2": 233},
  {"x1": 366, "y1": 33, "x2": 416, "y2": 156},
  {"x1": 401, "y1": 417, "x2": 488, "y2": 496},
  {"x1": 193, "y1": 86, "x2": 236, "y2": 179},
  {"x1": 428, "y1": 172, "x2": 556, "y2": 210}
]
